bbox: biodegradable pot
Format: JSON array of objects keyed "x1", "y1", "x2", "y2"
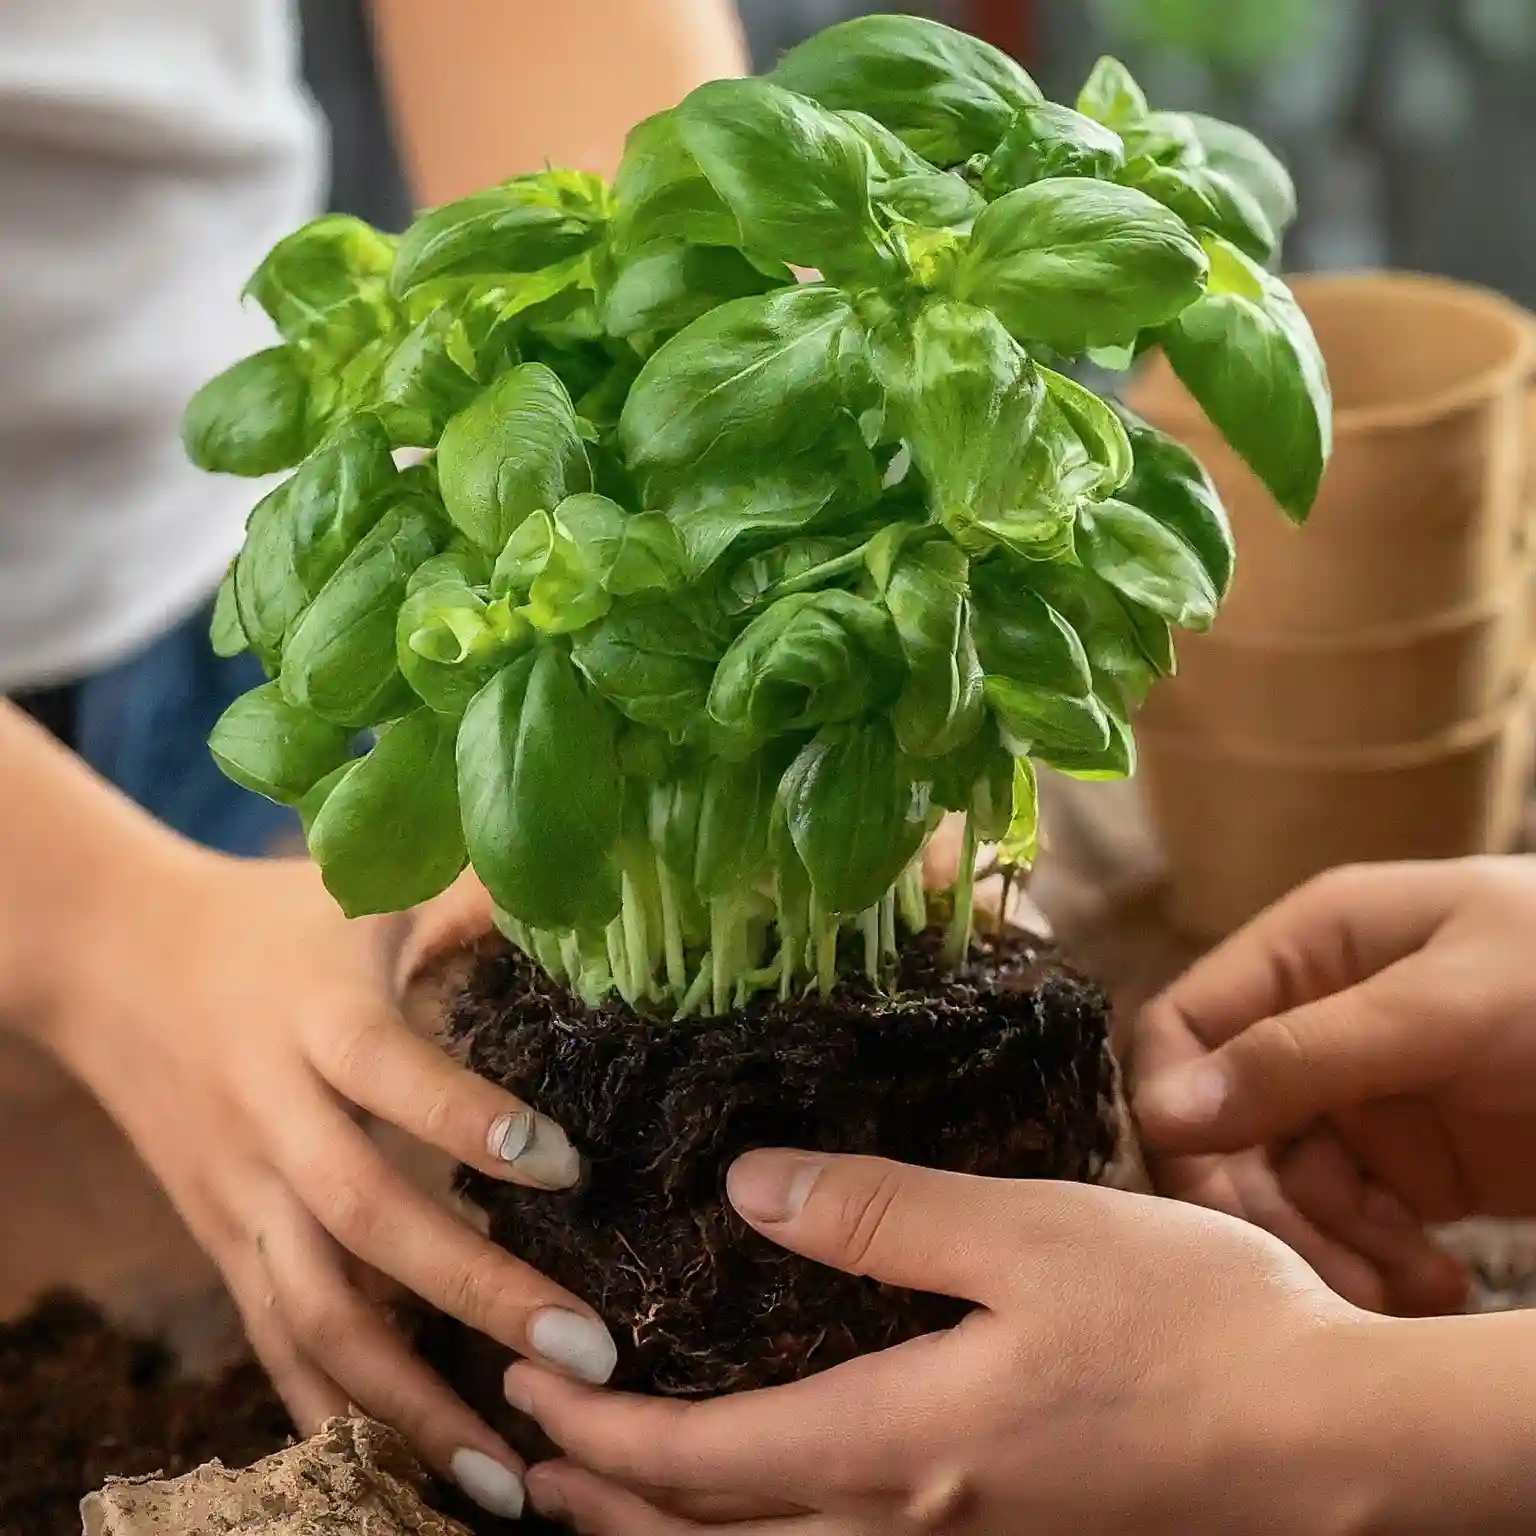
[
  {"x1": 1128, "y1": 272, "x2": 1536, "y2": 636},
  {"x1": 1139, "y1": 564, "x2": 1536, "y2": 751},
  {"x1": 1140, "y1": 685, "x2": 1536, "y2": 941}
]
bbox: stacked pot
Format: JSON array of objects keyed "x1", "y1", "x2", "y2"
[{"x1": 1128, "y1": 272, "x2": 1536, "y2": 940}]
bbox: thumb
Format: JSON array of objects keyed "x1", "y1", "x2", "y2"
[
  {"x1": 727, "y1": 1150, "x2": 1024, "y2": 1307},
  {"x1": 1135, "y1": 962, "x2": 1446, "y2": 1155}
]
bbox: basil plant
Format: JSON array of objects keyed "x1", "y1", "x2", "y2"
[{"x1": 191, "y1": 18, "x2": 1330, "y2": 1015}]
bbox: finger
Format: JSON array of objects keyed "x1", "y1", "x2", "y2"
[
  {"x1": 1136, "y1": 960, "x2": 1466, "y2": 1157},
  {"x1": 256, "y1": 1189, "x2": 528, "y2": 1520},
  {"x1": 231, "y1": 1269, "x2": 349, "y2": 1432},
  {"x1": 308, "y1": 1005, "x2": 581, "y2": 1190},
  {"x1": 528, "y1": 1463, "x2": 876, "y2": 1536},
  {"x1": 1275, "y1": 1133, "x2": 1469, "y2": 1315},
  {"x1": 1223, "y1": 1152, "x2": 1389, "y2": 1313},
  {"x1": 504, "y1": 1332, "x2": 951, "y2": 1504},
  {"x1": 272, "y1": 1086, "x2": 618, "y2": 1383},
  {"x1": 1142, "y1": 862, "x2": 1459, "y2": 1056},
  {"x1": 725, "y1": 1150, "x2": 1030, "y2": 1304}
]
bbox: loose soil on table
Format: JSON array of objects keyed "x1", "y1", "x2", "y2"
[
  {"x1": 431, "y1": 928, "x2": 1117, "y2": 1470},
  {"x1": 0, "y1": 1292, "x2": 294, "y2": 1536}
]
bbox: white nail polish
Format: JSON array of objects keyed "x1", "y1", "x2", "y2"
[
  {"x1": 487, "y1": 1112, "x2": 581, "y2": 1190},
  {"x1": 529, "y1": 1307, "x2": 618, "y2": 1385},
  {"x1": 451, "y1": 1448, "x2": 525, "y2": 1519}
]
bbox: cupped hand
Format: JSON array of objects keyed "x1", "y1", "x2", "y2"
[
  {"x1": 30, "y1": 849, "x2": 615, "y2": 1520},
  {"x1": 1134, "y1": 856, "x2": 1536, "y2": 1317},
  {"x1": 502, "y1": 1150, "x2": 1367, "y2": 1535}
]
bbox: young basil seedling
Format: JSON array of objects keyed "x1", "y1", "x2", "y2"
[{"x1": 193, "y1": 15, "x2": 1329, "y2": 1010}]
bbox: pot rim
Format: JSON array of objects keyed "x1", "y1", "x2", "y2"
[
  {"x1": 1139, "y1": 666, "x2": 1535, "y2": 771},
  {"x1": 1131, "y1": 269, "x2": 1536, "y2": 437}
]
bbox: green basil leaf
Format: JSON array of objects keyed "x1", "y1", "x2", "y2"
[
  {"x1": 1187, "y1": 113, "x2": 1296, "y2": 239},
  {"x1": 210, "y1": 561, "x2": 248, "y2": 659},
  {"x1": 308, "y1": 708, "x2": 465, "y2": 916},
  {"x1": 1077, "y1": 498, "x2": 1219, "y2": 631},
  {"x1": 834, "y1": 109, "x2": 936, "y2": 180},
  {"x1": 780, "y1": 718, "x2": 928, "y2": 915},
  {"x1": 723, "y1": 534, "x2": 863, "y2": 614},
  {"x1": 970, "y1": 563, "x2": 1094, "y2": 697},
  {"x1": 958, "y1": 179, "x2": 1208, "y2": 355},
  {"x1": 707, "y1": 590, "x2": 901, "y2": 748},
  {"x1": 398, "y1": 579, "x2": 531, "y2": 715},
  {"x1": 675, "y1": 77, "x2": 895, "y2": 280},
  {"x1": 1122, "y1": 111, "x2": 1206, "y2": 169},
  {"x1": 1042, "y1": 694, "x2": 1137, "y2": 780},
  {"x1": 208, "y1": 681, "x2": 354, "y2": 805},
  {"x1": 997, "y1": 756, "x2": 1039, "y2": 865},
  {"x1": 372, "y1": 308, "x2": 481, "y2": 447},
  {"x1": 297, "y1": 761, "x2": 355, "y2": 838},
  {"x1": 1040, "y1": 366, "x2": 1134, "y2": 498},
  {"x1": 492, "y1": 510, "x2": 611, "y2": 635},
  {"x1": 406, "y1": 541, "x2": 492, "y2": 597},
  {"x1": 694, "y1": 751, "x2": 780, "y2": 897},
  {"x1": 899, "y1": 301, "x2": 1040, "y2": 517},
  {"x1": 601, "y1": 243, "x2": 789, "y2": 348},
  {"x1": 286, "y1": 414, "x2": 399, "y2": 598},
  {"x1": 1121, "y1": 159, "x2": 1276, "y2": 264},
  {"x1": 182, "y1": 347, "x2": 309, "y2": 476},
  {"x1": 1158, "y1": 237, "x2": 1331, "y2": 522},
  {"x1": 554, "y1": 493, "x2": 690, "y2": 597},
  {"x1": 390, "y1": 175, "x2": 605, "y2": 295},
  {"x1": 437, "y1": 362, "x2": 592, "y2": 552},
  {"x1": 929, "y1": 716, "x2": 1013, "y2": 834},
  {"x1": 769, "y1": 13, "x2": 1042, "y2": 167},
  {"x1": 982, "y1": 102, "x2": 1125, "y2": 195},
  {"x1": 619, "y1": 285, "x2": 870, "y2": 506},
  {"x1": 571, "y1": 595, "x2": 731, "y2": 739},
  {"x1": 877, "y1": 172, "x2": 984, "y2": 232},
  {"x1": 1114, "y1": 401, "x2": 1234, "y2": 598},
  {"x1": 1021, "y1": 560, "x2": 1172, "y2": 706},
  {"x1": 233, "y1": 482, "x2": 304, "y2": 666},
  {"x1": 457, "y1": 650, "x2": 623, "y2": 930},
  {"x1": 1076, "y1": 56, "x2": 1149, "y2": 130},
  {"x1": 665, "y1": 420, "x2": 882, "y2": 575},
  {"x1": 611, "y1": 108, "x2": 741, "y2": 255},
  {"x1": 985, "y1": 676, "x2": 1111, "y2": 763},
  {"x1": 244, "y1": 214, "x2": 396, "y2": 348},
  {"x1": 881, "y1": 541, "x2": 984, "y2": 758},
  {"x1": 280, "y1": 501, "x2": 445, "y2": 727}
]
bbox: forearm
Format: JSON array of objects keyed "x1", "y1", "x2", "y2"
[
  {"x1": 1314, "y1": 1310, "x2": 1536, "y2": 1533},
  {"x1": 0, "y1": 702, "x2": 189, "y2": 1040},
  {"x1": 368, "y1": 0, "x2": 751, "y2": 204}
]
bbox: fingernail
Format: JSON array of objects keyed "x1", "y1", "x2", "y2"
[
  {"x1": 503, "y1": 1367, "x2": 534, "y2": 1415},
  {"x1": 451, "y1": 1448, "x2": 525, "y2": 1519},
  {"x1": 489, "y1": 1111, "x2": 581, "y2": 1190},
  {"x1": 529, "y1": 1308, "x2": 618, "y2": 1385},
  {"x1": 1360, "y1": 1186, "x2": 1416, "y2": 1231},
  {"x1": 727, "y1": 1151, "x2": 823, "y2": 1225},
  {"x1": 1135, "y1": 1065, "x2": 1226, "y2": 1128}
]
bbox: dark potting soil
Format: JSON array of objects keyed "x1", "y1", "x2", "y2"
[
  {"x1": 428, "y1": 926, "x2": 1117, "y2": 1496},
  {"x1": 0, "y1": 1291, "x2": 295, "y2": 1536}
]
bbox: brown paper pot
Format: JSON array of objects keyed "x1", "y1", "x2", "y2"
[
  {"x1": 1141, "y1": 564, "x2": 1536, "y2": 751},
  {"x1": 1141, "y1": 685, "x2": 1536, "y2": 940},
  {"x1": 1128, "y1": 272, "x2": 1536, "y2": 635}
]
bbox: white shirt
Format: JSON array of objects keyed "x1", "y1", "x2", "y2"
[{"x1": 0, "y1": 0, "x2": 325, "y2": 690}]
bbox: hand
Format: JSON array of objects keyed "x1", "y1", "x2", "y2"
[
  {"x1": 1133, "y1": 857, "x2": 1536, "y2": 1317},
  {"x1": 502, "y1": 1150, "x2": 1369, "y2": 1535},
  {"x1": 23, "y1": 846, "x2": 615, "y2": 1520}
]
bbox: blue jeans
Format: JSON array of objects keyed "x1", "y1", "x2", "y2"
[{"x1": 13, "y1": 602, "x2": 298, "y2": 857}]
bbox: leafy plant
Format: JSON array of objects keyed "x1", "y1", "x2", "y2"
[{"x1": 194, "y1": 16, "x2": 1329, "y2": 1012}]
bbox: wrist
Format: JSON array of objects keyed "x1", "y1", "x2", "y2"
[
  {"x1": 0, "y1": 704, "x2": 206, "y2": 1050},
  {"x1": 1300, "y1": 1311, "x2": 1536, "y2": 1534}
]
